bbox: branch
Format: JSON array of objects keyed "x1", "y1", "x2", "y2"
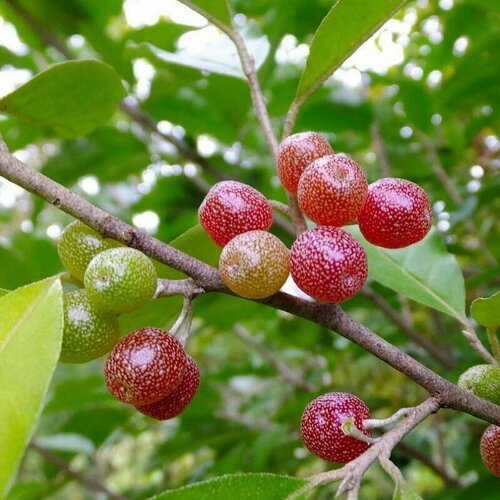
[
  {"x1": 155, "y1": 278, "x2": 204, "y2": 299},
  {"x1": 289, "y1": 398, "x2": 440, "y2": 499},
  {"x1": 234, "y1": 324, "x2": 315, "y2": 392},
  {"x1": 460, "y1": 320, "x2": 497, "y2": 366},
  {"x1": 29, "y1": 442, "x2": 124, "y2": 500},
  {"x1": 1, "y1": 140, "x2": 499, "y2": 425}
]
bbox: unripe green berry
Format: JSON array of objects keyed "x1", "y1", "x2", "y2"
[
  {"x1": 61, "y1": 289, "x2": 120, "y2": 363},
  {"x1": 84, "y1": 248, "x2": 157, "y2": 314},
  {"x1": 458, "y1": 364, "x2": 500, "y2": 405},
  {"x1": 219, "y1": 230, "x2": 289, "y2": 299},
  {"x1": 57, "y1": 221, "x2": 121, "y2": 281}
]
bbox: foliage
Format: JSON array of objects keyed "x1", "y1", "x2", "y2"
[{"x1": 0, "y1": 0, "x2": 498, "y2": 498}]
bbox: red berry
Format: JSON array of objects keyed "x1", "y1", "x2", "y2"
[
  {"x1": 136, "y1": 356, "x2": 200, "y2": 420},
  {"x1": 290, "y1": 227, "x2": 368, "y2": 303},
  {"x1": 480, "y1": 425, "x2": 500, "y2": 476},
  {"x1": 297, "y1": 154, "x2": 368, "y2": 226},
  {"x1": 301, "y1": 392, "x2": 372, "y2": 464},
  {"x1": 358, "y1": 178, "x2": 432, "y2": 249},
  {"x1": 198, "y1": 181, "x2": 273, "y2": 247},
  {"x1": 104, "y1": 327, "x2": 187, "y2": 406},
  {"x1": 278, "y1": 132, "x2": 333, "y2": 195}
]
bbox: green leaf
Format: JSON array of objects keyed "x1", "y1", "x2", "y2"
[
  {"x1": 347, "y1": 227, "x2": 466, "y2": 319},
  {"x1": 0, "y1": 288, "x2": 9, "y2": 297},
  {"x1": 295, "y1": 0, "x2": 407, "y2": 103},
  {"x1": 179, "y1": 0, "x2": 232, "y2": 28},
  {"x1": 471, "y1": 291, "x2": 500, "y2": 328},
  {"x1": 0, "y1": 278, "x2": 63, "y2": 497},
  {"x1": 0, "y1": 60, "x2": 126, "y2": 138},
  {"x1": 150, "y1": 473, "x2": 307, "y2": 500}
]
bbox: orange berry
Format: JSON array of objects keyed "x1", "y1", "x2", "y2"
[{"x1": 219, "y1": 230, "x2": 289, "y2": 299}]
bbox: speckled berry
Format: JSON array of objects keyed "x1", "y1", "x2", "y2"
[
  {"x1": 136, "y1": 356, "x2": 200, "y2": 420},
  {"x1": 301, "y1": 392, "x2": 372, "y2": 464},
  {"x1": 84, "y1": 247, "x2": 157, "y2": 314},
  {"x1": 60, "y1": 289, "x2": 119, "y2": 363},
  {"x1": 278, "y1": 132, "x2": 333, "y2": 195},
  {"x1": 480, "y1": 425, "x2": 500, "y2": 476},
  {"x1": 57, "y1": 221, "x2": 121, "y2": 281},
  {"x1": 198, "y1": 181, "x2": 273, "y2": 247},
  {"x1": 219, "y1": 230, "x2": 289, "y2": 299},
  {"x1": 297, "y1": 154, "x2": 368, "y2": 226},
  {"x1": 358, "y1": 178, "x2": 432, "y2": 249},
  {"x1": 290, "y1": 227, "x2": 367, "y2": 303},
  {"x1": 104, "y1": 327, "x2": 187, "y2": 406},
  {"x1": 458, "y1": 365, "x2": 500, "y2": 405}
]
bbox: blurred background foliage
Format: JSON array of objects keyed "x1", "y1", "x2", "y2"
[{"x1": 0, "y1": 0, "x2": 498, "y2": 498}]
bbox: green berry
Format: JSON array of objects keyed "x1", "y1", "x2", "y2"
[
  {"x1": 57, "y1": 221, "x2": 121, "y2": 281},
  {"x1": 458, "y1": 364, "x2": 500, "y2": 405},
  {"x1": 84, "y1": 248, "x2": 157, "y2": 314},
  {"x1": 61, "y1": 289, "x2": 120, "y2": 363}
]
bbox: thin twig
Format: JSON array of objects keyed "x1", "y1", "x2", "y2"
[
  {"x1": 416, "y1": 130, "x2": 497, "y2": 267},
  {"x1": 154, "y1": 278, "x2": 204, "y2": 299},
  {"x1": 362, "y1": 285, "x2": 455, "y2": 369},
  {"x1": 460, "y1": 320, "x2": 497, "y2": 366},
  {"x1": 234, "y1": 324, "x2": 314, "y2": 392},
  {"x1": 487, "y1": 327, "x2": 500, "y2": 362},
  {"x1": 29, "y1": 442, "x2": 124, "y2": 500}
]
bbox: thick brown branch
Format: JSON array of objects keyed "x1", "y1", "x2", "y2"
[{"x1": 1, "y1": 142, "x2": 499, "y2": 425}]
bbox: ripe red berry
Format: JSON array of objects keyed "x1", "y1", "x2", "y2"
[
  {"x1": 104, "y1": 327, "x2": 187, "y2": 406},
  {"x1": 358, "y1": 177, "x2": 432, "y2": 249},
  {"x1": 198, "y1": 181, "x2": 273, "y2": 247},
  {"x1": 301, "y1": 392, "x2": 372, "y2": 464},
  {"x1": 278, "y1": 132, "x2": 333, "y2": 195},
  {"x1": 136, "y1": 356, "x2": 200, "y2": 420},
  {"x1": 480, "y1": 425, "x2": 500, "y2": 476},
  {"x1": 290, "y1": 227, "x2": 368, "y2": 303},
  {"x1": 297, "y1": 154, "x2": 368, "y2": 226}
]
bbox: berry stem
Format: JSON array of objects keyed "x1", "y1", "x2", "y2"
[
  {"x1": 269, "y1": 200, "x2": 292, "y2": 218},
  {"x1": 341, "y1": 418, "x2": 379, "y2": 444},
  {"x1": 155, "y1": 279, "x2": 204, "y2": 299},
  {"x1": 378, "y1": 455, "x2": 408, "y2": 493},
  {"x1": 170, "y1": 297, "x2": 194, "y2": 347},
  {"x1": 486, "y1": 327, "x2": 500, "y2": 363},
  {"x1": 363, "y1": 407, "x2": 414, "y2": 429}
]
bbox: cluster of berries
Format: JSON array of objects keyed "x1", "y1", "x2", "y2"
[
  {"x1": 200, "y1": 131, "x2": 432, "y2": 303},
  {"x1": 57, "y1": 221, "x2": 200, "y2": 420}
]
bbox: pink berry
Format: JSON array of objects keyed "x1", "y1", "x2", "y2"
[
  {"x1": 301, "y1": 392, "x2": 372, "y2": 464},
  {"x1": 358, "y1": 178, "x2": 432, "y2": 249},
  {"x1": 104, "y1": 327, "x2": 187, "y2": 406},
  {"x1": 136, "y1": 356, "x2": 200, "y2": 420},
  {"x1": 290, "y1": 227, "x2": 368, "y2": 303},
  {"x1": 198, "y1": 181, "x2": 273, "y2": 247},
  {"x1": 480, "y1": 425, "x2": 500, "y2": 476},
  {"x1": 297, "y1": 154, "x2": 368, "y2": 227},
  {"x1": 278, "y1": 132, "x2": 333, "y2": 195}
]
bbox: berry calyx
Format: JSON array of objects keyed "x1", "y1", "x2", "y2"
[
  {"x1": 84, "y1": 247, "x2": 157, "y2": 314},
  {"x1": 358, "y1": 177, "x2": 432, "y2": 249},
  {"x1": 297, "y1": 154, "x2": 368, "y2": 227},
  {"x1": 301, "y1": 392, "x2": 372, "y2": 463},
  {"x1": 458, "y1": 365, "x2": 500, "y2": 405},
  {"x1": 198, "y1": 181, "x2": 273, "y2": 247},
  {"x1": 290, "y1": 227, "x2": 368, "y2": 303},
  {"x1": 219, "y1": 230, "x2": 289, "y2": 299},
  {"x1": 480, "y1": 425, "x2": 500, "y2": 476},
  {"x1": 104, "y1": 327, "x2": 187, "y2": 406},
  {"x1": 61, "y1": 289, "x2": 120, "y2": 363},
  {"x1": 136, "y1": 355, "x2": 200, "y2": 420},
  {"x1": 278, "y1": 132, "x2": 333, "y2": 195},
  {"x1": 57, "y1": 221, "x2": 121, "y2": 281}
]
